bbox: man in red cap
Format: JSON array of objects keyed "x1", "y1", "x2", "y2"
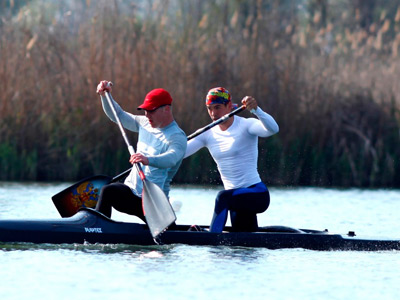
[
  {"x1": 95, "y1": 80, "x2": 187, "y2": 222},
  {"x1": 185, "y1": 87, "x2": 279, "y2": 232}
]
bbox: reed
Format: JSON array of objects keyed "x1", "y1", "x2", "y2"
[{"x1": 0, "y1": 0, "x2": 399, "y2": 187}]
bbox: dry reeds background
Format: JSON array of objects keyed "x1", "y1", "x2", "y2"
[{"x1": 0, "y1": 0, "x2": 399, "y2": 187}]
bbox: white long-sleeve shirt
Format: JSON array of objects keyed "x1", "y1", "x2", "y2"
[
  {"x1": 101, "y1": 94, "x2": 187, "y2": 197},
  {"x1": 185, "y1": 107, "x2": 279, "y2": 189}
]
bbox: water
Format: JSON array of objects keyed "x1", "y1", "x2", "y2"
[{"x1": 0, "y1": 182, "x2": 399, "y2": 300}]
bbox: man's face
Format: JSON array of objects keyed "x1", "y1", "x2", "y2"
[
  {"x1": 144, "y1": 105, "x2": 168, "y2": 128},
  {"x1": 206, "y1": 102, "x2": 231, "y2": 121}
]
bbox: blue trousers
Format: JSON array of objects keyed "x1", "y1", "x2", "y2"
[{"x1": 210, "y1": 182, "x2": 270, "y2": 233}]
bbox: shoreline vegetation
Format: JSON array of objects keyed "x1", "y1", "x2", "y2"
[{"x1": 1, "y1": 0, "x2": 399, "y2": 187}]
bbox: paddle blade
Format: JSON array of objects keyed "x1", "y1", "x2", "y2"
[
  {"x1": 142, "y1": 180, "x2": 176, "y2": 238},
  {"x1": 52, "y1": 175, "x2": 112, "y2": 217}
]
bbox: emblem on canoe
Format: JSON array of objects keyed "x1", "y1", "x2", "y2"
[
  {"x1": 70, "y1": 181, "x2": 99, "y2": 209},
  {"x1": 84, "y1": 227, "x2": 103, "y2": 233}
]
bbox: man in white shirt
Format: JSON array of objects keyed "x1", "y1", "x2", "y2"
[{"x1": 185, "y1": 87, "x2": 279, "y2": 232}]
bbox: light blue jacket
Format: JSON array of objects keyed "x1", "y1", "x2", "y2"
[{"x1": 101, "y1": 94, "x2": 187, "y2": 197}]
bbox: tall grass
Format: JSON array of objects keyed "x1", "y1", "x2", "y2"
[{"x1": 0, "y1": 0, "x2": 399, "y2": 187}]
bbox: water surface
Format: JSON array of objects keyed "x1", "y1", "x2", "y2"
[{"x1": 0, "y1": 182, "x2": 399, "y2": 300}]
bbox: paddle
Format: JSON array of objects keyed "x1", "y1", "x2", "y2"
[
  {"x1": 52, "y1": 104, "x2": 245, "y2": 218},
  {"x1": 186, "y1": 105, "x2": 245, "y2": 140},
  {"x1": 52, "y1": 170, "x2": 131, "y2": 218}
]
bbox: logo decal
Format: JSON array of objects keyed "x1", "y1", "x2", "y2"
[{"x1": 84, "y1": 227, "x2": 103, "y2": 233}]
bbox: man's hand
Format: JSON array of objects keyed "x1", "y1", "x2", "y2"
[
  {"x1": 241, "y1": 96, "x2": 258, "y2": 112},
  {"x1": 96, "y1": 80, "x2": 113, "y2": 95},
  {"x1": 129, "y1": 153, "x2": 149, "y2": 165}
]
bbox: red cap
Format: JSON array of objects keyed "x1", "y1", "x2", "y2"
[{"x1": 137, "y1": 88, "x2": 173, "y2": 110}]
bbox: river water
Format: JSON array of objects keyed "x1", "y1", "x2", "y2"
[{"x1": 0, "y1": 182, "x2": 399, "y2": 300}]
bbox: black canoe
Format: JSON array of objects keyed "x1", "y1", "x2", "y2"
[{"x1": 0, "y1": 208, "x2": 399, "y2": 251}]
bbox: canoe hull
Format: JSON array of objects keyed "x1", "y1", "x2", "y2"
[{"x1": 1, "y1": 209, "x2": 399, "y2": 251}]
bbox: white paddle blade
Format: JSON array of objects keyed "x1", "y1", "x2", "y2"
[{"x1": 142, "y1": 180, "x2": 176, "y2": 238}]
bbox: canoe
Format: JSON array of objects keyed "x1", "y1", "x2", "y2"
[{"x1": 0, "y1": 208, "x2": 399, "y2": 251}]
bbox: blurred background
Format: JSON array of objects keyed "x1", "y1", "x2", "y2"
[{"x1": 0, "y1": 0, "x2": 399, "y2": 187}]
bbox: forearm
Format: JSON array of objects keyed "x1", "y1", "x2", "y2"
[
  {"x1": 147, "y1": 135, "x2": 187, "y2": 168},
  {"x1": 184, "y1": 138, "x2": 205, "y2": 158},
  {"x1": 249, "y1": 107, "x2": 279, "y2": 137},
  {"x1": 100, "y1": 94, "x2": 139, "y2": 132},
  {"x1": 100, "y1": 94, "x2": 120, "y2": 122}
]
